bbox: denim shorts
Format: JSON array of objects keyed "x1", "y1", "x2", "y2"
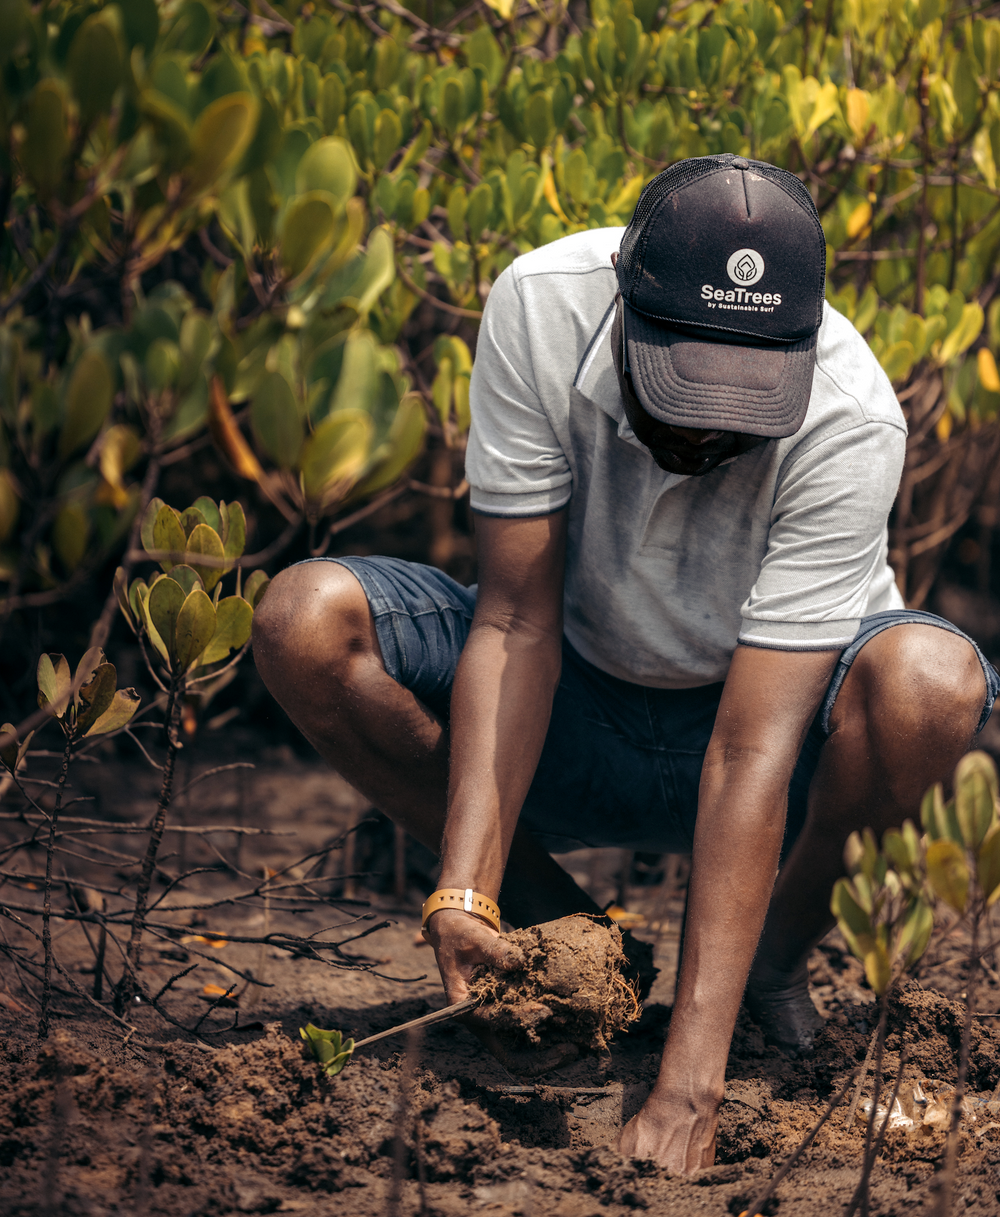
[{"x1": 302, "y1": 556, "x2": 1000, "y2": 858}]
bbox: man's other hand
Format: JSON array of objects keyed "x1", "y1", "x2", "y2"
[{"x1": 615, "y1": 1090, "x2": 719, "y2": 1174}]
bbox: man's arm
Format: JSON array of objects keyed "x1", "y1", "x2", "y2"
[
  {"x1": 425, "y1": 510, "x2": 568, "y2": 999},
  {"x1": 618, "y1": 643, "x2": 840, "y2": 1173}
]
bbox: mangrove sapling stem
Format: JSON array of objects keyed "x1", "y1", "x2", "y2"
[
  {"x1": 845, "y1": 1027, "x2": 879, "y2": 1127},
  {"x1": 118, "y1": 678, "x2": 181, "y2": 1009},
  {"x1": 937, "y1": 906, "x2": 981, "y2": 1217},
  {"x1": 39, "y1": 734, "x2": 73, "y2": 1039},
  {"x1": 740, "y1": 1066, "x2": 861, "y2": 1217},
  {"x1": 353, "y1": 998, "x2": 478, "y2": 1050},
  {"x1": 856, "y1": 987, "x2": 890, "y2": 1217},
  {"x1": 843, "y1": 1049, "x2": 910, "y2": 1217}
]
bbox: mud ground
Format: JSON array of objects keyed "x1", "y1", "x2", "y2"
[{"x1": 1, "y1": 742, "x2": 1000, "y2": 1215}]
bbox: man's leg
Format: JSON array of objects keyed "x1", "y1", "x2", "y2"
[
  {"x1": 251, "y1": 560, "x2": 600, "y2": 925},
  {"x1": 747, "y1": 623, "x2": 988, "y2": 1051}
]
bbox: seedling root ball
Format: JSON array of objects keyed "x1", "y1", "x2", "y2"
[{"x1": 469, "y1": 914, "x2": 640, "y2": 1057}]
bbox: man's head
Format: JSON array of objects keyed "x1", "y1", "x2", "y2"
[{"x1": 612, "y1": 154, "x2": 826, "y2": 471}]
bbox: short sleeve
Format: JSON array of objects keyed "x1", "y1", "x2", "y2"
[
  {"x1": 738, "y1": 421, "x2": 905, "y2": 650},
  {"x1": 466, "y1": 265, "x2": 573, "y2": 516}
]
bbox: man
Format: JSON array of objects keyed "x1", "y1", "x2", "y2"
[{"x1": 252, "y1": 155, "x2": 998, "y2": 1174}]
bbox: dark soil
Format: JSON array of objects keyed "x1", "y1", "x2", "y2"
[{"x1": 2, "y1": 750, "x2": 1000, "y2": 1215}]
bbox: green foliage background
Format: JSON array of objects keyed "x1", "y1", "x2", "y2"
[{"x1": 2, "y1": 0, "x2": 1000, "y2": 638}]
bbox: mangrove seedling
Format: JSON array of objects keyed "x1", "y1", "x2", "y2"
[{"x1": 300, "y1": 1023, "x2": 356, "y2": 1077}]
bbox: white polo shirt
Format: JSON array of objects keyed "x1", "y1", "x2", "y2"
[{"x1": 466, "y1": 228, "x2": 906, "y2": 689}]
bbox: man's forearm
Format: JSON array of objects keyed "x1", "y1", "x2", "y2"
[
  {"x1": 655, "y1": 762, "x2": 788, "y2": 1105},
  {"x1": 438, "y1": 621, "x2": 562, "y2": 898}
]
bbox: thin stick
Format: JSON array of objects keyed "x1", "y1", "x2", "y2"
[
  {"x1": 843, "y1": 1049, "x2": 910, "y2": 1217},
  {"x1": 353, "y1": 998, "x2": 477, "y2": 1050},
  {"x1": 845, "y1": 1027, "x2": 879, "y2": 1127},
  {"x1": 741, "y1": 1065, "x2": 861, "y2": 1217},
  {"x1": 40, "y1": 736, "x2": 73, "y2": 1039},
  {"x1": 937, "y1": 908, "x2": 981, "y2": 1217}
]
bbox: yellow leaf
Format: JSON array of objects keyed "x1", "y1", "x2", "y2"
[
  {"x1": 542, "y1": 171, "x2": 570, "y2": 224},
  {"x1": 978, "y1": 348, "x2": 1000, "y2": 393},
  {"x1": 845, "y1": 88, "x2": 870, "y2": 144},
  {"x1": 926, "y1": 838, "x2": 969, "y2": 913},
  {"x1": 804, "y1": 80, "x2": 839, "y2": 140},
  {"x1": 938, "y1": 302, "x2": 985, "y2": 366},
  {"x1": 846, "y1": 200, "x2": 872, "y2": 241}
]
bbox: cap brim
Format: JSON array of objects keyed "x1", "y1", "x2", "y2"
[{"x1": 624, "y1": 304, "x2": 816, "y2": 439}]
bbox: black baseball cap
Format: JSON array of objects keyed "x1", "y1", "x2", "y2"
[{"x1": 615, "y1": 154, "x2": 826, "y2": 438}]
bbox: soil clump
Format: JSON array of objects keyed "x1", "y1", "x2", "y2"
[{"x1": 469, "y1": 915, "x2": 640, "y2": 1060}]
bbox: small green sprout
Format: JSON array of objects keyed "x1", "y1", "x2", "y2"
[{"x1": 300, "y1": 1023, "x2": 355, "y2": 1077}]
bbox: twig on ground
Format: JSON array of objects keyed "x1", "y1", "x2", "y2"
[{"x1": 740, "y1": 1065, "x2": 861, "y2": 1217}]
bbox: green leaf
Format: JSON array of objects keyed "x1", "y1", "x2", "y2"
[
  {"x1": 37, "y1": 654, "x2": 71, "y2": 718},
  {"x1": 191, "y1": 497, "x2": 222, "y2": 534},
  {"x1": 355, "y1": 226, "x2": 396, "y2": 315},
  {"x1": 350, "y1": 393, "x2": 426, "y2": 498},
  {"x1": 938, "y1": 303, "x2": 985, "y2": 365},
  {"x1": 20, "y1": 81, "x2": 70, "y2": 199},
  {"x1": 830, "y1": 877, "x2": 876, "y2": 961},
  {"x1": 86, "y1": 687, "x2": 141, "y2": 737},
  {"x1": 76, "y1": 663, "x2": 117, "y2": 735},
  {"x1": 978, "y1": 824, "x2": 1000, "y2": 906},
  {"x1": 221, "y1": 500, "x2": 246, "y2": 561},
  {"x1": 921, "y1": 782, "x2": 947, "y2": 840},
  {"x1": 373, "y1": 108, "x2": 402, "y2": 171},
  {"x1": 53, "y1": 500, "x2": 90, "y2": 572},
  {"x1": 299, "y1": 1023, "x2": 355, "y2": 1077},
  {"x1": 141, "y1": 499, "x2": 166, "y2": 553},
  {"x1": 199, "y1": 597, "x2": 253, "y2": 666},
  {"x1": 243, "y1": 570, "x2": 270, "y2": 609},
  {"x1": 896, "y1": 898, "x2": 934, "y2": 970},
  {"x1": 59, "y1": 350, "x2": 114, "y2": 460},
  {"x1": 174, "y1": 588, "x2": 217, "y2": 671},
  {"x1": 68, "y1": 13, "x2": 123, "y2": 125},
  {"x1": 185, "y1": 523, "x2": 226, "y2": 594},
  {"x1": 147, "y1": 576, "x2": 186, "y2": 663},
  {"x1": 926, "y1": 838, "x2": 969, "y2": 913},
  {"x1": 251, "y1": 371, "x2": 303, "y2": 469},
  {"x1": 954, "y1": 750, "x2": 998, "y2": 849},
  {"x1": 296, "y1": 137, "x2": 357, "y2": 207},
  {"x1": 180, "y1": 506, "x2": 208, "y2": 537},
  {"x1": 280, "y1": 193, "x2": 337, "y2": 278},
  {"x1": 863, "y1": 938, "x2": 892, "y2": 997},
  {"x1": 187, "y1": 93, "x2": 258, "y2": 191},
  {"x1": 879, "y1": 340, "x2": 914, "y2": 383},
  {"x1": 166, "y1": 565, "x2": 206, "y2": 596},
  {"x1": 319, "y1": 74, "x2": 346, "y2": 135},
  {"x1": 0, "y1": 722, "x2": 32, "y2": 773},
  {"x1": 300, "y1": 409, "x2": 372, "y2": 507},
  {"x1": 152, "y1": 505, "x2": 187, "y2": 572}
]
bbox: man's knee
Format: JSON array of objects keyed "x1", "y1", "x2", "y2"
[
  {"x1": 837, "y1": 624, "x2": 986, "y2": 747},
  {"x1": 252, "y1": 562, "x2": 379, "y2": 696}
]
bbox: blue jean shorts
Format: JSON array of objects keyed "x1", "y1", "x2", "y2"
[{"x1": 303, "y1": 556, "x2": 1000, "y2": 858}]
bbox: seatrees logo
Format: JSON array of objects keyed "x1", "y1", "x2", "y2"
[
  {"x1": 726, "y1": 248, "x2": 764, "y2": 285},
  {"x1": 701, "y1": 247, "x2": 781, "y2": 312}
]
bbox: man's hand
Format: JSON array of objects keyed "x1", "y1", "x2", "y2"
[
  {"x1": 423, "y1": 908, "x2": 523, "y2": 1004},
  {"x1": 615, "y1": 1090, "x2": 719, "y2": 1174},
  {"x1": 424, "y1": 908, "x2": 579, "y2": 1075}
]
